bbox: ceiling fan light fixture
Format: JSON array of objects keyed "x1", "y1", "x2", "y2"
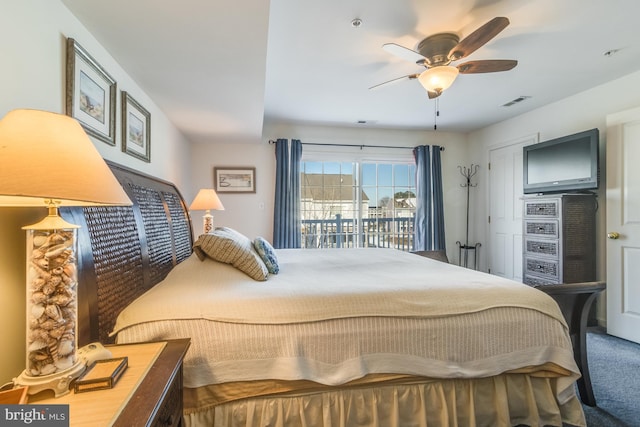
[{"x1": 418, "y1": 66, "x2": 459, "y2": 94}]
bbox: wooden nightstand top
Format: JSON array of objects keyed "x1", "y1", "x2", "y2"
[{"x1": 30, "y1": 338, "x2": 190, "y2": 426}]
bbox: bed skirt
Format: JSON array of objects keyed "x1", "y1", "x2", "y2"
[{"x1": 183, "y1": 372, "x2": 586, "y2": 427}]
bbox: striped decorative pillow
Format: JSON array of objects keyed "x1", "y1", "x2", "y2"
[{"x1": 193, "y1": 227, "x2": 269, "y2": 281}]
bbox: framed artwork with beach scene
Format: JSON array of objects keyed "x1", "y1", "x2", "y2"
[
  {"x1": 65, "y1": 38, "x2": 116, "y2": 146},
  {"x1": 214, "y1": 167, "x2": 256, "y2": 193},
  {"x1": 121, "y1": 91, "x2": 151, "y2": 162}
]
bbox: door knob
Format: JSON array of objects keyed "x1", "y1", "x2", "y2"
[{"x1": 607, "y1": 232, "x2": 620, "y2": 240}]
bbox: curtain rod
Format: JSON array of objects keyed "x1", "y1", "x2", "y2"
[{"x1": 268, "y1": 140, "x2": 445, "y2": 151}]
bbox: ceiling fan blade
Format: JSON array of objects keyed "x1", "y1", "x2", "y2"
[
  {"x1": 382, "y1": 43, "x2": 426, "y2": 65},
  {"x1": 369, "y1": 73, "x2": 420, "y2": 90},
  {"x1": 448, "y1": 17, "x2": 510, "y2": 61},
  {"x1": 457, "y1": 59, "x2": 517, "y2": 74}
]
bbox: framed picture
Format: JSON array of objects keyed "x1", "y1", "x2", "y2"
[
  {"x1": 121, "y1": 91, "x2": 151, "y2": 162},
  {"x1": 66, "y1": 38, "x2": 117, "y2": 146},
  {"x1": 214, "y1": 167, "x2": 256, "y2": 193}
]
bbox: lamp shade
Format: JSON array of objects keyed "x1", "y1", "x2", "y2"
[
  {"x1": 0, "y1": 109, "x2": 132, "y2": 207},
  {"x1": 189, "y1": 189, "x2": 225, "y2": 211},
  {"x1": 418, "y1": 66, "x2": 459, "y2": 94}
]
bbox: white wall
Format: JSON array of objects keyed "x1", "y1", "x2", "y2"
[
  {"x1": 468, "y1": 69, "x2": 640, "y2": 323},
  {"x1": 189, "y1": 140, "x2": 276, "y2": 239},
  {"x1": 0, "y1": 0, "x2": 191, "y2": 384}
]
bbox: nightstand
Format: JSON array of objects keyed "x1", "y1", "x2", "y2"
[
  {"x1": 30, "y1": 338, "x2": 190, "y2": 426},
  {"x1": 536, "y1": 282, "x2": 605, "y2": 407}
]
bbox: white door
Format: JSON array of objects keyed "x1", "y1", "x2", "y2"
[
  {"x1": 606, "y1": 107, "x2": 640, "y2": 344},
  {"x1": 488, "y1": 135, "x2": 537, "y2": 281}
]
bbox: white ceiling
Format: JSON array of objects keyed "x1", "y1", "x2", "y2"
[{"x1": 61, "y1": 0, "x2": 640, "y2": 144}]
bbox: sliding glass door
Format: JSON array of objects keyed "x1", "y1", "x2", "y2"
[{"x1": 300, "y1": 161, "x2": 416, "y2": 250}]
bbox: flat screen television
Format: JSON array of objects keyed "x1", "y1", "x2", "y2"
[{"x1": 523, "y1": 128, "x2": 599, "y2": 194}]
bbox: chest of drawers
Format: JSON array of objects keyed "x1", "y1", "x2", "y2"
[{"x1": 523, "y1": 194, "x2": 597, "y2": 286}]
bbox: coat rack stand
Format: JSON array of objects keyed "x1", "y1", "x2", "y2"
[{"x1": 456, "y1": 164, "x2": 481, "y2": 269}]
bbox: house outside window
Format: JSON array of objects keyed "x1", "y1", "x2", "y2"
[{"x1": 301, "y1": 161, "x2": 416, "y2": 250}]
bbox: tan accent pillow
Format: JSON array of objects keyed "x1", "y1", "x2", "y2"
[{"x1": 193, "y1": 227, "x2": 269, "y2": 281}]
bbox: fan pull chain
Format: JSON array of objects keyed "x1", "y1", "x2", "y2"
[{"x1": 434, "y1": 98, "x2": 440, "y2": 130}]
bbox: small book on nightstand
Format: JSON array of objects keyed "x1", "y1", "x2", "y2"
[{"x1": 74, "y1": 357, "x2": 128, "y2": 393}]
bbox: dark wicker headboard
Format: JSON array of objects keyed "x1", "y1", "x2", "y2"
[{"x1": 61, "y1": 161, "x2": 193, "y2": 345}]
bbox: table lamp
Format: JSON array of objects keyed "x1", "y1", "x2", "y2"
[
  {"x1": 189, "y1": 189, "x2": 224, "y2": 234},
  {"x1": 0, "y1": 109, "x2": 132, "y2": 397}
]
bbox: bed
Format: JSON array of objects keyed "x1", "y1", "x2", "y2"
[{"x1": 70, "y1": 162, "x2": 586, "y2": 427}]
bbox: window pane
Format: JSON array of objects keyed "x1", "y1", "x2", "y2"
[
  {"x1": 394, "y1": 164, "x2": 410, "y2": 186},
  {"x1": 303, "y1": 161, "x2": 322, "y2": 174},
  {"x1": 341, "y1": 162, "x2": 354, "y2": 179},
  {"x1": 362, "y1": 186, "x2": 376, "y2": 208},
  {"x1": 301, "y1": 160, "x2": 415, "y2": 251},
  {"x1": 362, "y1": 163, "x2": 376, "y2": 185},
  {"x1": 322, "y1": 162, "x2": 341, "y2": 175},
  {"x1": 377, "y1": 164, "x2": 392, "y2": 186}
]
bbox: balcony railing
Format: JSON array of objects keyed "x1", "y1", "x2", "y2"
[{"x1": 301, "y1": 214, "x2": 414, "y2": 251}]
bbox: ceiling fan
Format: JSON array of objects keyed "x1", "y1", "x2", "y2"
[{"x1": 371, "y1": 17, "x2": 517, "y2": 99}]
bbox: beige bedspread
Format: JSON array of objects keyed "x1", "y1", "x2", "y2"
[
  {"x1": 114, "y1": 248, "x2": 579, "y2": 407},
  {"x1": 113, "y1": 248, "x2": 563, "y2": 327}
]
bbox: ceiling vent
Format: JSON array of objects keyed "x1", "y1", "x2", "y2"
[{"x1": 502, "y1": 96, "x2": 531, "y2": 107}]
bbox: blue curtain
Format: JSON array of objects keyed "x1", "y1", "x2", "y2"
[
  {"x1": 413, "y1": 145, "x2": 445, "y2": 251},
  {"x1": 273, "y1": 139, "x2": 302, "y2": 248}
]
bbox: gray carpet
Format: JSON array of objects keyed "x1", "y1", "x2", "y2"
[{"x1": 581, "y1": 328, "x2": 640, "y2": 426}]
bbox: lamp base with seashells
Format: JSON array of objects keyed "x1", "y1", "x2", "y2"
[
  {"x1": 13, "y1": 359, "x2": 85, "y2": 398},
  {"x1": 13, "y1": 206, "x2": 85, "y2": 397},
  {"x1": 203, "y1": 211, "x2": 215, "y2": 234}
]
